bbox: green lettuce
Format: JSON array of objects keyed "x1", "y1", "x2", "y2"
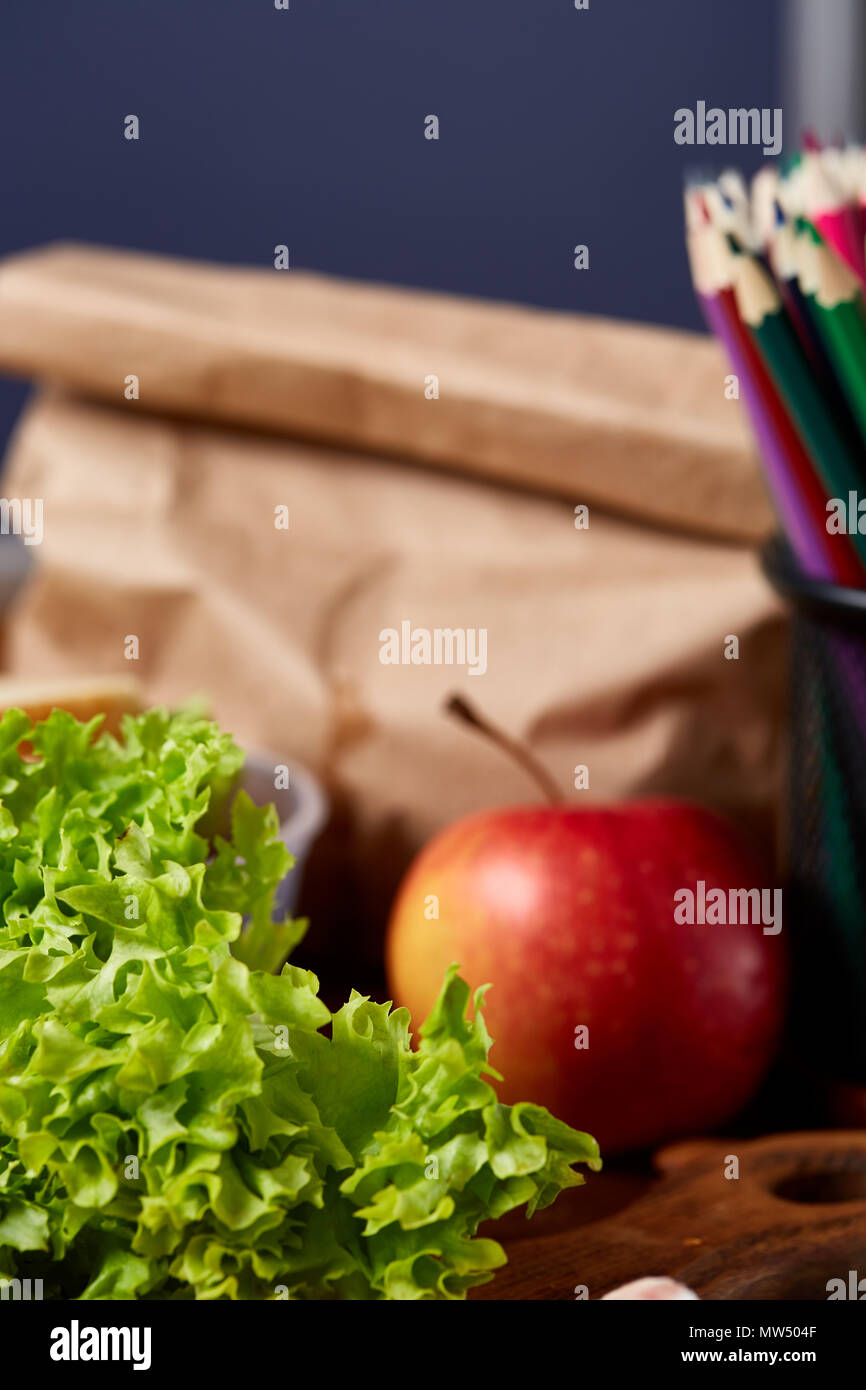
[{"x1": 0, "y1": 707, "x2": 599, "y2": 1299}]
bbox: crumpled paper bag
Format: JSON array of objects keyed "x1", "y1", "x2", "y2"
[{"x1": 0, "y1": 244, "x2": 785, "y2": 975}]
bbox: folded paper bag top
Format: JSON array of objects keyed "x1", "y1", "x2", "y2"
[{"x1": 0, "y1": 242, "x2": 770, "y2": 542}]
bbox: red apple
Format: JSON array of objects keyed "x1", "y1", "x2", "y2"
[{"x1": 386, "y1": 800, "x2": 787, "y2": 1154}]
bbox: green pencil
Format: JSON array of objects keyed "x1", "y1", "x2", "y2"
[
  {"x1": 733, "y1": 253, "x2": 866, "y2": 567},
  {"x1": 798, "y1": 234, "x2": 866, "y2": 451}
]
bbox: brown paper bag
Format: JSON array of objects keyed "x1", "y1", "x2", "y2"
[{"x1": 0, "y1": 245, "x2": 785, "y2": 977}]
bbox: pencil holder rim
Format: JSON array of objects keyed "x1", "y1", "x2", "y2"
[{"x1": 761, "y1": 536, "x2": 866, "y2": 626}]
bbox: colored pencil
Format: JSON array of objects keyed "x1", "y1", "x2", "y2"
[
  {"x1": 688, "y1": 225, "x2": 862, "y2": 584},
  {"x1": 800, "y1": 152, "x2": 866, "y2": 289},
  {"x1": 732, "y1": 253, "x2": 866, "y2": 572},
  {"x1": 797, "y1": 235, "x2": 866, "y2": 449}
]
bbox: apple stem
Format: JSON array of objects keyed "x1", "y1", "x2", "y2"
[{"x1": 444, "y1": 694, "x2": 563, "y2": 804}]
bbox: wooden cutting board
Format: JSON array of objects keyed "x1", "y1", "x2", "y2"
[{"x1": 472, "y1": 1131, "x2": 866, "y2": 1300}]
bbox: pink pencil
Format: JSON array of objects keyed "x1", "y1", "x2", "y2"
[{"x1": 802, "y1": 154, "x2": 866, "y2": 288}]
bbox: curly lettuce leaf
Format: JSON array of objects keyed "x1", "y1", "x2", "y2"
[{"x1": 0, "y1": 706, "x2": 599, "y2": 1300}]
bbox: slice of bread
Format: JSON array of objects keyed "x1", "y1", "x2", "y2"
[{"x1": 0, "y1": 674, "x2": 142, "y2": 734}]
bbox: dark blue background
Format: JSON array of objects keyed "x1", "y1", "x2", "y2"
[{"x1": 0, "y1": 0, "x2": 781, "y2": 452}]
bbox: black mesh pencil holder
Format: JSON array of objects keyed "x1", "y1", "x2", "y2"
[{"x1": 763, "y1": 537, "x2": 866, "y2": 1096}]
